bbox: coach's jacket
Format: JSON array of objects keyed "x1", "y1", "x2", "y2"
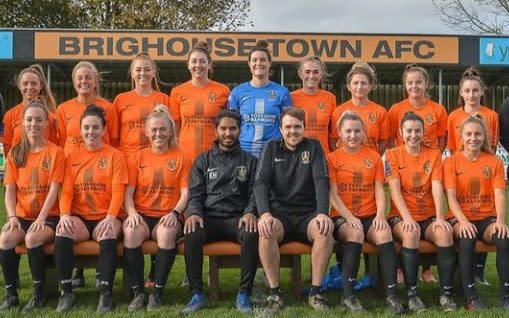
[
  {"x1": 187, "y1": 141, "x2": 258, "y2": 218},
  {"x1": 254, "y1": 137, "x2": 329, "y2": 216}
]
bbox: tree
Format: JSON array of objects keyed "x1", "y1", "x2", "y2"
[
  {"x1": 432, "y1": 0, "x2": 509, "y2": 34},
  {"x1": 0, "y1": 0, "x2": 252, "y2": 30}
]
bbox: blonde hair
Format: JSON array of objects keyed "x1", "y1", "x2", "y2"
[
  {"x1": 17, "y1": 64, "x2": 56, "y2": 112},
  {"x1": 145, "y1": 104, "x2": 178, "y2": 148},
  {"x1": 11, "y1": 100, "x2": 49, "y2": 167},
  {"x1": 402, "y1": 64, "x2": 430, "y2": 99},
  {"x1": 346, "y1": 62, "x2": 377, "y2": 87},
  {"x1": 72, "y1": 61, "x2": 103, "y2": 97},
  {"x1": 459, "y1": 114, "x2": 492, "y2": 154},
  {"x1": 298, "y1": 56, "x2": 330, "y2": 87},
  {"x1": 129, "y1": 53, "x2": 161, "y2": 91},
  {"x1": 337, "y1": 110, "x2": 367, "y2": 145}
]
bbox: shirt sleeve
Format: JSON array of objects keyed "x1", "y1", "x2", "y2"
[
  {"x1": 384, "y1": 149, "x2": 399, "y2": 181},
  {"x1": 378, "y1": 108, "x2": 390, "y2": 141},
  {"x1": 311, "y1": 141, "x2": 330, "y2": 214},
  {"x1": 326, "y1": 153, "x2": 336, "y2": 184},
  {"x1": 280, "y1": 88, "x2": 293, "y2": 108},
  {"x1": 107, "y1": 151, "x2": 128, "y2": 217},
  {"x1": 437, "y1": 104, "x2": 448, "y2": 138},
  {"x1": 54, "y1": 106, "x2": 67, "y2": 147},
  {"x1": 253, "y1": 143, "x2": 274, "y2": 215},
  {"x1": 499, "y1": 97, "x2": 509, "y2": 152},
  {"x1": 442, "y1": 157, "x2": 456, "y2": 190},
  {"x1": 3, "y1": 110, "x2": 13, "y2": 152},
  {"x1": 51, "y1": 147, "x2": 65, "y2": 184},
  {"x1": 431, "y1": 150, "x2": 443, "y2": 182},
  {"x1": 446, "y1": 113, "x2": 456, "y2": 152},
  {"x1": 187, "y1": 154, "x2": 207, "y2": 217},
  {"x1": 59, "y1": 156, "x2": 74, "y2": 215},
  {"x1": 4, "y1": 152, "x2": 17, "y2": 185},
  {"x1": 127, "y1": 153, "x2": 139, "y2": 187},
  {"x1": 227, "y1": 87, "x2": 240, "y2": 112},
  {"x1": 374, "y1": 153, "x2": 385, "y2": 183},
  {"x1": 169, "y1": 87, "x2": 181, "y2": 124},
  {"x1": 243, "y1": 155, "x2": 258, "y2": 216},
  {"x1": 105, "y1": 102, "x2": 119, "y2": 143},
  {"x1": 330, "y1": 107, "x2": 341, "y2": 139},
  {"x1": 493, "y1": 157, "x2": 506, "y2": 189},
  {"x1": 386, "y1": 106, "x2": 399, "y2": 141},
  {"x1": 180, "y1": 153, "x2": 192, "y2": 189}
]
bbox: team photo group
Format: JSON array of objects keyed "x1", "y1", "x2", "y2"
[{"x1": 1, "y1": 39, "x2": 509, "y2": 315}]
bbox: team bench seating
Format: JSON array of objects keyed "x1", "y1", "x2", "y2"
[{"x1": 14, "y1": 240, "x2": 496, "y2": 301}]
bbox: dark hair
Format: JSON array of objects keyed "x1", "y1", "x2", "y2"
[
  {"x1": 11, "y1": 100, "x2": 49, "y2": 167},
  {"x1": 188, "y1": 41, "x2": 213, "y2": 76},
  {"x1": 279, "y1": 107, "x2": 305, "y2": 127},
  {"x1": 215, "y1": 109, "x2": 241, "y2": 128},
  {"x1": 248, "y1": 40, "x2": 272, "y2": 62},
  {"x1": 80, "y1": 104, "x2": 106, "y2": 128},
  {"x1": 400, "y1": 111, "x2": 424, "y2": 130},
  {"x1": 458, "y1": 67, "x2": 486, "y2": 107},
  {"x1": 402, "y1": 63, "x2": 430, "y2": 99}
]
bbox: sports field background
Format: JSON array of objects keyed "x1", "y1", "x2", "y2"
[{"x1": 0, "y1": 187, "x2": 507, "y2": 317}]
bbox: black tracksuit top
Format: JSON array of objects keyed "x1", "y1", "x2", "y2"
[
  {"x1": 187, "y1": 142, "x2": 258, "y2": 218},
  {"x1": 254, "y1": 137, "x2": 329, "y2": 216}
]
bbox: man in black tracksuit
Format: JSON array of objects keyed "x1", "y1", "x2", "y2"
[
  {"x1": 255, "y1": 108, "x2": 333, "y2": 313},
  {"x1": 182, "y1": 110, "x2": 258, "y2": 315}
]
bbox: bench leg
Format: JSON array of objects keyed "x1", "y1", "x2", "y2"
[
  {"x1": 209, "y1": 256, "x2": 219, "y2": 302},
  {"x1": 291, "y1": 255, "x2": 302, "y2": 301}
]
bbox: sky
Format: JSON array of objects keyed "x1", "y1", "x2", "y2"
[{"x1": 242, "y1": 0, "x2": 460, "y2": 34}]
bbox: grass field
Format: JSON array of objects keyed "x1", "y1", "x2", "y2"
[{"x1": 0, "y1": 187, "x2": 508, "y2": 317}]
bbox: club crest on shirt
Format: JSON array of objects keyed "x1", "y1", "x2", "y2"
[
  {"x1": 208, "y1": 92, "x2": 217, "y2": 103},
  {"x1": 317, "y1": 101, "x2": 325, "y2": 111},
  {"x1": 98, "y1": 156, "x2": 108, "y2": 169},
  {"x1": 42, "y1": 156, "x2": 52, "y2": 171},
  {"x1": 482, "y1": 166, "x2": 492, "y2": 179},
  {"x1": 300, "y1": 151, "x2": 311, "y2": 164},
  {"x1": 423, "y1": 160, "x2": 432, "y2": 174},
  {"x1": 364, "y1": 157, "x2": 373, "y2": 169},
  {"x1": 167, "y1": 159, "x2": 177, "y2": 171},
  {"x1": 368, "y1": 112, "x2": 377, "y2": 124},
  {"x1": 424, "y1": 114, "x2": 434, "y2": 125},
  {"x1": 235, "y1": 165, "x2": 248, "y2": 182},
  {"x1": 267, "y1": 90, "x2": 278, "y2": 102}
]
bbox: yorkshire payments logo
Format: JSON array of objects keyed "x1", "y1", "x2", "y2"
[
  {"x1": 208, "y1": 92, "x2": 217, "y2": 103},
  {"x1": 300, "y1": 151, "x2": 310, "y2": 164},
  {"x1": 368, "y1": 112, "x2": 377, "y2": 124},
  {"x1": 267, "y1": 90, "x2": 278, "y2": 102},
  {"x1": 423, "y1": 160, "x2": 432, "y2": 174},
  {"x1": 235, "y1": 166, "x2": 248, "y2": 182},
  {"x1": 98, "y1": 156, "x2": 108, "y2": 169},
  {"x1": 167, "y1": 159, "x2": 177, "y2": 171},
  {"x1": 482, "y1": 166, "x2": 492, "y2": 179}
]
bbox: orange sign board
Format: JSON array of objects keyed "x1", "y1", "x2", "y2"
[{"x1": 34, "y1": 32, "x2": 459, "y2": 64}]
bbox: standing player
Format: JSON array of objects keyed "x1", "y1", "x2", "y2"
[
  {"x1": 0, "y1": 101, "x2": 64, "y2": 313},
  {"x1": 170, "y1": 41, "x2": 230, "y2": 161},
  {"x1": 53, "y1": 105, "x2": 127, "y2": 313},
  {"x1": 3, "y1": 65, "x2": 58, "y2": 156},
  {"x1": 255, "y1": 108, "x2": 333, "y2": 313},
  {"x1": 387, "y1": 64, "x2": 448, "y2": 152},
  {"x1": 123, "y1": 105, "x2": 191, "y2": 312},
  {"x1": 327, "y1": 111, "x2": 404, "y2": 315},
  {"x1": 290, "y1": 56, "x2": 336, "y2": 154},
  {"x1": 182, "y1": 110, "x2": 258, "y2": 314},
  {"x1": 386, "y1": 112, "x2": 456, "y2": 312},
  {"x1": 55, "y1": 61, "x2": 118, "y2": 156},
  {"x1": 114, "y1": 53, "x2": 171, "y2": 154},
  {"x1": 444, "y1": 114, "x2": 509, "y2": 311},
  {"x1": 228, "y1": 40, "x2": 292, "y2": 158},
  {"x1": 332, "y1": 62, "x2": 389, "y2": 154}
]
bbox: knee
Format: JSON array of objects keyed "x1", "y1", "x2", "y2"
[
  {"x1": 346, "y1": 228, "x2": 364, "y2": 243},
  {"x1": 123, "y1": 227, "x2": 143, "y2": 247},
  {"x1": 376, "y1": 227, "x2": 393, "y2": 242},
  {"x1": 434, "y1": 228, "x2": 453, "y2": 246},
  {"x1": 241, "y1": 230, "x2": 258, "y2": 244},
  {"x1": 24, "y1": 233, "x2": 43, "y2": 248},
  {"x1": 403, "y1": 228, "x2": 420, "y2": 244},
  {"x1": 0, "y1": 233, "x2": 16, "y2": 250},
  {"x1": 157, "y1": 226, "x2": 180, "y2": 244},
  {"x1": 184, "y1": 226, "x2": 204, "y2": 245}
]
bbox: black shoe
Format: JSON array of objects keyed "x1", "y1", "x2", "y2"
[
  {"x1": 128, "y1": 291, "x2": 145, "y2": 313},
  {"x1": 439, "y1": 294, "x2": 457, "y2": 312},
  {"x1": 0, "y1": 294, "x2": 19, "y2": 312},
  {"x1": 408, "y1": 295, "x2": 426, "y2": 313},
  {"x1": 22, "y1": 296, "x2": 45, "y2": 314},
  {"x1": 386, "y1": 295, "x2": 405, "y2": 315},
  {"x1": 465, "y1": 296, "x2": 485, "y2": 312},
  {"x1": 71, "y1": 276, "x2": 86, "y2": 288},
  {"x1": 97, "y1": 290, "x2": 114, "y2": 313},
  {"x1": 265, "y1": 294, "x2": 284, "y2": 315},
  {"x1": 56, "y1": 292, "x2": 76, "y2": 313},
  {"x1": 308, "y1": 294, "x2": 330, "y2": 311},
  {"x1": 500, "y1": 295, "x2": 509, "y2": 310},
  {"x1": 342, "y1": 295, "x2": 366, "y2": 313},
  {"x1": 147, "y1": 290, "x2": 163, "y2": 311}
]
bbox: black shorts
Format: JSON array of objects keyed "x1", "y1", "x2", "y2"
[
  {"x1": 388, "y1": 216, "x2": 436, "y2": 239},
  {"x1": 273, "y1": 212, "x2": 317, "y2": 244},
  {"x1": 448, "y1": 216, "x2": 497, "y2": 239},
  {"x1": 332, "y1": 215, "x2": 375, "y2": 240},
  {"x1": 19, "y1": 216, "x2": 59, "y2": 233},
  {"x1": 142, "y1": 215, "x2": 184, "y2": 234}
]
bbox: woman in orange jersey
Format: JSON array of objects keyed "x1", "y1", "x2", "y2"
[
  {"x1": 327, "y1": 111, "x2": 404, "y2": 314},
  {"x1": 2, "y1": 65, "x2": 58, "y2": 156},
  {"x1": 387, "y1": 64, "x2": 448, "y2": 152},
  {"x1": 386, "y1": 111, "x2": 456, "y2": 312},
  {"x1": 55, "y1": 61, "x2": 119, "y2": 156},
  {"x1": 0, "y1": 101, "x2": 64, "y2": 313},
  {"x1": 448, "y1": 68, "x2": 499, "y2": 154},
  {"x1": 290, "y1": 56, "x2": 335, "y2": 153},
  {"x1": 444, "y1": 114, "x2": 509, "y2": 311},
  {"x1": 331, "y1": 62, "x2": 388, "y2": 154},
  {"x1": 114, "y1": 53, "x2": 171, "y2": 154},
  {"x1": 123, "y1": 105, "x2": 191, "y2": 312},
  {"x1": 169, "y1": 42, "x2": 229, "y2": 161},
  {"x1": 53, "y1": 105, "x2": 128, "y2": 313}
]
